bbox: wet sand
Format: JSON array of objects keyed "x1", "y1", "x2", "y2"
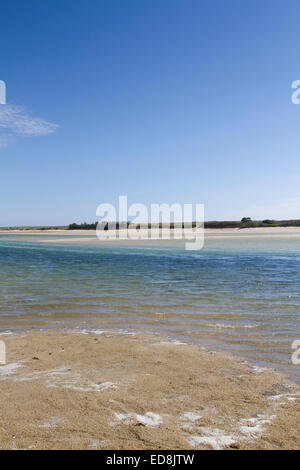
[{"x1": 0, "y1": 329, "x2": 299, "y2": 450}]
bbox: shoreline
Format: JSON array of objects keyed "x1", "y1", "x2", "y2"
[
  {"x1": 0, "y1": 320, "x2": 299, "y2": 386},
  {"x1": 2, "y1": 226, "x2": 300, "y2": 235},
  {"x1": 1, "y1": 227, "x2": 300, "y2": 244},
  {"x1": 0, "y1": 232, "x2": 299, "y2": 449},
  {"x1": 0, "y1": 327, "x2": 299, "y2": 450},
  {"x1": 0, "y1": 231, "x2": 299, "y2": 385}
]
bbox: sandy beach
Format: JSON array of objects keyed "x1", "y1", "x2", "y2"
[
  {"x1": 0, "y1": 328, "x2": 299, "y2": 450},
  {"x1": 1, "y1": 227, "x2": 300, "y2": 248}
]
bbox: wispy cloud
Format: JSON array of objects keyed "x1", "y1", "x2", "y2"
[{"x1": 0, "y1": 104, "x2": 58, "y2": 147}]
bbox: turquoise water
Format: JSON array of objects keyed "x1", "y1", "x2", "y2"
[{"x1": 0, "y1": 233, "x2": 300, "y2": 382}]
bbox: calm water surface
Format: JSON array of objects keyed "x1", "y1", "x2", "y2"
[{"x1": 0, "y1": 232, "x2": 299, "y2": 382}]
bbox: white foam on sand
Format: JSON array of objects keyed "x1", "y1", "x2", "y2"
[
  {"x1": 251, "y1": 365, "x2": 269, "y2": 374},
  {"x1": 63, "y1": 380, "x2": 117, "y2": 393},
  {"x1": 186, "y1": 410, "x2": 278, "y2": 449},
  {"x1": 87, "y1": 440, "x2": 109, "y2": 449},
  {"x1": 238, "y1": 414, "x2": 275, "y2": 438},
  {"x1": 14, "y1": 366, "x2": 117, "y2": 392},
  {"x1": 114, "y1": 411, "x2": 163, "y2": 427},
  {"x1": 136, "y1": 412, "x2": 163, "y2": 426},
  {"x1": 153, "y1": 340, "x2": 187, "y2": 346},
  {"x1": 268, "y1": 394, "x2": 298, "y2": 404},
  {"x1": 188, "y1": 427, "x2": 236, "y2": 450},
  {"x1": 79, "y1": 329, "x2": 106, "y2": 336},
  {"x1": 185, "y1": 390, "x2": 296, "y2": 449},
  {"x1": 114, "y1": 412, "x2": 133, "y2": 424},
  {"x1": 0, "y1": 363, "x2": 20, "y2": 377},
  {"x1": 77, "y1": 328, "x2": 135, "y2": 338},
  {"x1": 38, "y1": 417, "x2": 64, "y2": 428},
  {"x1": 14, "y1": 366, "x2": 69, "y2": 382},
  {"x1": 181, "y1": 412, "x2": 202, "y2": 423},
  {"x1": 206, "y1": 323, "x2": 259, "y2": 330}
]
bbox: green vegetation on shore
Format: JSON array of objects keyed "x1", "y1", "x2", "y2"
[{"x1": 69, "y1": 217, "x2": 300, "y2": 229}]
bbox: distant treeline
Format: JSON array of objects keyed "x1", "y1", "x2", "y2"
[
  {"x1": 204, "y1": 219, "x2": 300, "y2": 228},
  {"x1": 68, "y1": 222, "x2": 197, "y2": 230},
  {"x1": 68, "y1": 218, "x2": 300, "y2": 230}
]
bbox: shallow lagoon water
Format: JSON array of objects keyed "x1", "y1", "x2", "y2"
[{"x1": 0, "y1": 232, "x2": 299, "y2": 382}]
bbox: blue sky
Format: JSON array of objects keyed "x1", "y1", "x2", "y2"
[{"x1": 1, "y1": 0, "x2": 300, "y2": 225}]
